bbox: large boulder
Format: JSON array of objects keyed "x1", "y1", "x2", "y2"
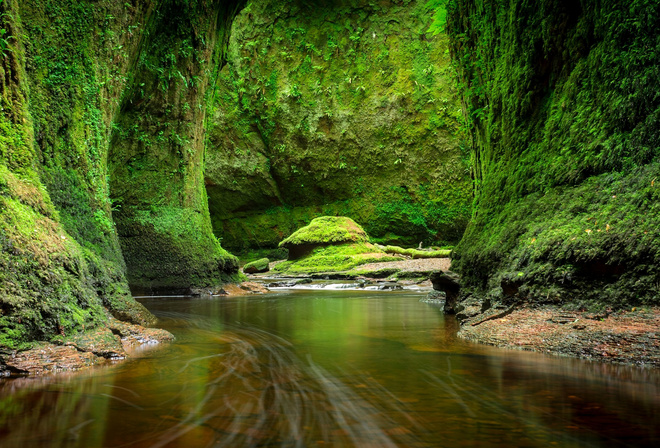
[
  {"x1": 274, "y1": 216, "x2": 403, "y2": 274},
  {"x1": 279, "y1": 217, "x2": 368, "y2": 260},
  {"x1": 243, "y1": 258, "x2": 270, "y2": 274}
]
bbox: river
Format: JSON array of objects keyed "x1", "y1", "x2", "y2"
[{"x1": 0, "y1": 286, "x2": 658, "y2": 447}]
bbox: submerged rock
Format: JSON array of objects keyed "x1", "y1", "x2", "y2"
[
  {"x1": 376, "y1": 282, "x2": 403, "y2": 291},
  {"x1": 421, "y1": 290, "x2": 446, "y2": 304}
]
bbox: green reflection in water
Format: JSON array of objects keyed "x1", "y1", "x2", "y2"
[{"x1": 0, "y1": 290, "x2": 658, "y2": 447}]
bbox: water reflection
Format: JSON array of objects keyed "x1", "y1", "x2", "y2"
[{"x1": 0, "y1": 290, "x2": 658, "y2": 447}]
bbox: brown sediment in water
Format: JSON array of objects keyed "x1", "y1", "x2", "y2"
[
  {"x1": 1, "y1": 318, "x2": 174, "y2": 377},
  {"x1": 458, "y1": 305, "x2": 660, "y2": 367}
]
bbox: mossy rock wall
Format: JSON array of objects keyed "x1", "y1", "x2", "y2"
[
  {"x1": 109, "y1": 0, "x2": 245, "y2": 290},
  {"x1": 205, "y1": 0, "x2": 472, "y2": 252},
  {"x1": 0, "y1": 0, "x2": 244, "y2": 349},
  {"x1": 0, "y1": 0, "x2": 159, "y2": 350},
  {"x1": 445, "y1": 0, "x2": 660, "y2": 307}
]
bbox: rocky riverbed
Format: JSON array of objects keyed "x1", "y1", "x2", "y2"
[{"x1": 0, "y1": 319, "x2": 174, "y2": 377}]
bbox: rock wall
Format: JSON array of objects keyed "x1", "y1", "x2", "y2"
[
  {"x1": 205, "y1": 0, "x2": 471, "y2": 252},
  {"x1": 0, "y1": 0, "x2": 243, "y2": 350},
  {"x1": 109, "y1": 0, "x2": 244, "y2": 291},
  {"x1": 0, "y1": 0, "x2": 156, "y2": 349},
  {"x1": 446, "y1": 0, "x2": 660, "y2": 308}
]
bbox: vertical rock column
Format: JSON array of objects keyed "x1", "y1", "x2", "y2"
[{"x1": 109, "y1": 0, "x2": 245, "y2": 292}]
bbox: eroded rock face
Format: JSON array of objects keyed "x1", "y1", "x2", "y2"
[
  {"x1": 0, "y1": 0, "x2": 161, "y2": 351},
  {"x1": 0, "y1": 0, "x2": 244, "y2": 351},
  {"x1": 109, "y1": 0, "x2": 245, "y2": 290},
  {"x1": 205, "y1": 0, "x2": 472, "y2": 253}
]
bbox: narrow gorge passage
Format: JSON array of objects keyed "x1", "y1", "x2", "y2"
[{"x1": 1, "y1": 289, "x2": 658, "y2": 447}]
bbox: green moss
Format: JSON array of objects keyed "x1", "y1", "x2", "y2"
[
  {"x1": 243, "y1": 258, "x2": 270, "y2": 274},
  {"x1": 446, "y1": 0, "x2": 660, "y2": 307},
  {"x1": 205, "y1": 0, "x2": 471, "y2": 252},
  {"x1": 279, "y1": 216, "x2": 367, "y2": 248},
  {"x1": 108, "y1": 0, "x2": 246, "y2": 290},
  {"x1": 0, "y1": 0, "x2": 159, "y2": 350},
  {"x1": 383, "y1": 245, "x2": 452, "y2": 258},
  {"x1": 236, "y1": 247, "x2": 288, "y2": 265},
  {"x1": 0, "y1": 0, "x2": 247, "y2": 350},
  {"x1": 273, "y1": 243, "x2": 402, "y2": 274}
]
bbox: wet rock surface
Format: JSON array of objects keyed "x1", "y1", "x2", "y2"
[
  {"x1": 243, "y1": 258, "x2": 270, "y2": 274},
  {"x1": 420, "y1": 290, "x2": 446, "y2": 303},
  {"x1": 458, "y1": 305, "x2": 660, "y2": 367},
  {"x1": 267, "y1": 278, "x2": 313, "y2": 288},
  {"x1": 0, "y1": 319, "x2": 174, "y2": 377},
  {"x1": 430, "y1": 270, "x2": 461, "y2": 314}
]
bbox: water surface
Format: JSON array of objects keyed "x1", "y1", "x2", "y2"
[{"x1": 1, "y1": 289, "x2": 658, "y2": 447}]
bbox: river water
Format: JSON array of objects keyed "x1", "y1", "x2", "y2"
[{"x1": 0, "y1": 287, "x2": 658, "y2": 447}]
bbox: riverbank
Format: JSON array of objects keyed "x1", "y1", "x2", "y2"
[
  {"x1": 0, "y1": 282, "x2": 270, "y2": 377},
  {"x1": 457, "y1": 305, "x2": 660, "y2": 368},
  {"x1": 0, "y1": 319, "x2": 174, "y2": 376}
]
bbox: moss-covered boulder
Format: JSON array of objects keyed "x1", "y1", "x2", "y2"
[
  {"x1": 274, "y1": 217, "x2": 402, "y2": 274},
  {"x1": 243, "y1": 258, "x2": 270, "y2": 274},
  {"x1": 279, "y1": 216, "x2": 368, "y2": 260},
  {"x1": 274, "y1": 243, "x2": 402, "y2": 275}
]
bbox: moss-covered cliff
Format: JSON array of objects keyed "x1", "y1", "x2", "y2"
[
  {"x1": 1, "y1": 0, "x2": 156, "y2": 350},
  {"x1": 0, "y1": 0, "x2": 244, "y2": 350},
  {"x1": 205, "y1": 0, "x2": 471, "y2": 252},
  {"x1": 446, "y1": 0, "x2": 660, "y2": 308},
  {"x1": 109, "y1": 0, "x2": 244, "y2": 291}
]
